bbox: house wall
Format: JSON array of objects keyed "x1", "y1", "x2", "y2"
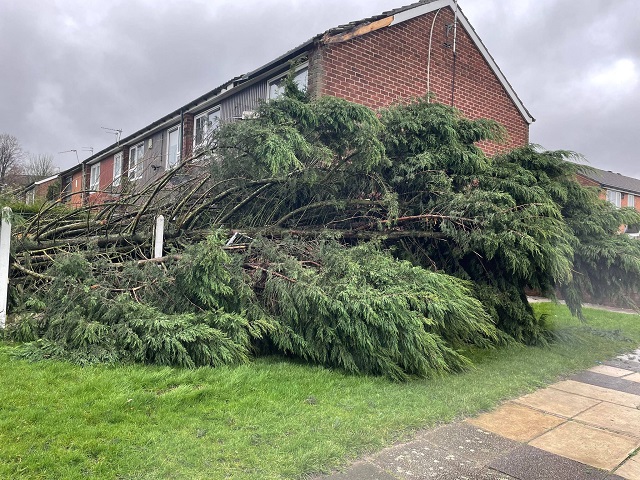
[
  {"x1": 70, "y1": 169, "x2": 85, "y2": 208},
  {"x1": 313, "y1": 7, "x2": 530, "y2": 154},
  {"x1": 125, "y1": 131, "x2": 166, "y2": 189},
  {"x1": 87, "y1": 156, "x2": 119, "y2": 205},
  {"x1": 220, "y1": 82, "x2": 267, "y2": 121},
  {"x1": 576, "y1": 173, "x2": 640, "y2": 217}
]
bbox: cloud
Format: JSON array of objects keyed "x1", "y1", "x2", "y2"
[{"x1": 588, "y1": 58, "x2": 638, "y2": 93}]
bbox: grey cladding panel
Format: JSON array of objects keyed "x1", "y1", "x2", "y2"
[{"x1": 220, "y1": 81, "x2": 268, "y2": 121}]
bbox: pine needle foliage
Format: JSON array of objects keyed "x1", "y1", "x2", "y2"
[{"x1": 9, "y1": 84, "x2": 640, "y2": 373}]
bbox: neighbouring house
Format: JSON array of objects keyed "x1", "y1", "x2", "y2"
[
  {"x1": 44, "y1": 0, "x2": 535, "y2": 208},
  {"x1": 576, "y1": 166, "x2": 640, "y2": 237},
  {"x1": 23, "y1": 175, "x2": 60, "y2": 205}
]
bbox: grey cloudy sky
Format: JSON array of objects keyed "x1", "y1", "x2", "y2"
[{"x1": 1, "y1": 0, "x2": 639, "y2": 177}]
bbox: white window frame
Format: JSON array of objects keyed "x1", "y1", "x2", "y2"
[
  {"x1": 628, "y1": 193, "x2": 635, "y2": 209},
  {"x1": 128, "y1": 142, "x2": 144, "y2": 181},
  {"x1": 606, "y1": 189, "x2": 622, "y2": 208},
  {"x1": 193, "y1": 107, "x2": 221, "y2": 150},
  {"x1": 89, "y1": 162, "x2": 100, "y2": 194},
  {"x1": 268, "y1": 63, "x2": 309, "y2": 100},
  {"x1": 113, "y1": 152, "x2": 123, "y2": 187},
  {"x1": 26, "y1": 189, "x2": 35, "y2": 205},
  {"x1": 166, "y1": 126, "x2": 181, "y2": 170}
]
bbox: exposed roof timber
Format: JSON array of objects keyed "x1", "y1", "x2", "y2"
[{"x1": 323, "y1": 17, "x2": 394, "y2": 44}]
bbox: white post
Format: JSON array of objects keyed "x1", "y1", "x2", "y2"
[
  {"x1": 0, "y1": 207, "x2": 12, "y2": 329},
  {"x1": 154, "y1": 215, "x2": 165, "y2": 259}
]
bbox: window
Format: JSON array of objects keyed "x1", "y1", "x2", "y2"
[
  {"x1": 194, "y1": 108, "x2": 220, "y2": 149},
  {"x1": 628, "y1": 193, "x2": 635, "y2": 209},
  {"x1": 90, "y1": 162, "x2": 100, "y2": 193},
  {"x1": 129, "y1": 143, "x2": 144, "y2": 180},
  {"x1": 26, "y1": 189, "x2": 35, "y2": 205},
  {"x1": 268, "y1": 65, "x2": 308, "y2": 99},
  {"x1": 606, "y1": 189, "x2": 622, "y2": 208},
  {"x1": 166, "y1": 126, "x2": 181, "y2": 169},
  {"x1": 113, "y1": 152, "x2": 123, "y2": 187}
]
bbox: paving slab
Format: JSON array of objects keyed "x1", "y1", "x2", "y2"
[
  {"x1": 427, "y1": 466, "x2": 518, "y2": 479},
  {"x1": 570, "y1": 371, "x2": 640, "y2": 396},
  {"x1": 590, "y1": 365, "x2": 636, "y2": 377},
  {"x1": 625, "y1": 373, "x2": 640, "y2": 383},
  {"x1": 421, "y1": 422, "x2": 521, "y2": 465},
  {"x1": 604, "y1": 360, "x2": 640, "y2": 374},
  {"x1": 604, "y1": 349, "x2": 640, "y2": 374},
  {"x1": 371, "y1": 440, "x2": 480, "y2": 479},
  {"x1": 615, "y1": 456, "x2": 640, "y2": 480},
  {"x1": 467, "y1": 403, "x2": 565, "y2": 442},
  {"x1": 317, "y1": 461, "x2": 399, "y2": 480},
  {"x1": 489, "y1": 444, "x2": 609, "y2": 480},
  {"x1": 574, "y1": 402, "x2": 640, "y2": 438},
  {"x1": 528, "y1": 421, "x2": 640, "y2": 471},
  {"x1": 513, "y1": 386, "x2": 600, "y2": 418},
  {"x1": 550, "y1": 380, "x2": 640, "y2": 408}
]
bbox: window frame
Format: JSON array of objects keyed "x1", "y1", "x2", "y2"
[
  {"x1": 89, "y1": 162, "x2": 101, "y2": 194},
  {"x1": 606, "y1": 189, "x2": 622, "y2": 208},
  {"x1": 166, "y1": 125, "x2": 181, "y2": 170},
  {"x1": 113, "y1": 152, "x2": 123, "y2": 187},
  {"x1": 193, "y1": 107, "x2": 221, "y2": 150},
  {"x1": 267, "y1": 63, "x2": 309, "y2": 100},
  {"x1": 628, "y1": 193, "x2": 635, "y2": 209},
  {"x1": 128, "y1": 142, "x2": 144, "y2": 181}
]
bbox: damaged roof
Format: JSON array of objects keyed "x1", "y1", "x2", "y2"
[{"x1": 64, "y1": 0, "x2": 533, "y2": 177}]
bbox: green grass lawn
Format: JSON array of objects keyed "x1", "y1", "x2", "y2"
[{"x1": 1, "y1": 302, "x2": 639, "y2": 480}]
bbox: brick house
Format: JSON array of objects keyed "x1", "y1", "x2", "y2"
[
  {"x1": 48, "y1": 0, "x2": 534, "y2": 207},
  {"x1": 23, "y1": 175, "x2": 59, "y2": 205},
  {"x1": 576, "y1": 167, "x2": 640, "y2": 211},
  {"x1": 576, "y1": 166, "x2": 640, "y2": 237}
]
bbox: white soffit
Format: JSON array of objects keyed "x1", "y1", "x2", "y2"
[{"x1": 390, "y1": 0, "x2": 535, "y2": 124}]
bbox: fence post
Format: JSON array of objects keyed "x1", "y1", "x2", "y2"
[
  {"x1": 154, "y1": 215, "x2": 165, "y2": 259},
  {"x1": 0, "y1": 207, "x2": 12, "y2": 329}
]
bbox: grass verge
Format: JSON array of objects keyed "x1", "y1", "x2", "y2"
[{"x1": 0, "y1": 302, "x2": 639, "y2": 479}]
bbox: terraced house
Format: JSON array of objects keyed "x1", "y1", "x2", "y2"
[
  {"x1": 577, "y1": 166, "x2": 640, "y2": 237},
  {"x1": 26, "y1": 0, "x2": 534, "y2": 207}
]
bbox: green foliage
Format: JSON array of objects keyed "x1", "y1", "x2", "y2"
[
  {"x1": 10, "y1": 88, "x2": 640, "y2": 376},
  {"x1": 14, "y1": 252, "x2": 254, "y2": 368},
  {"x1": 11, "y1": 236, "x2": 504, "y2": 380},
  {"x1": 231, "y1": 240, "x2": 503, "y2": 380}
]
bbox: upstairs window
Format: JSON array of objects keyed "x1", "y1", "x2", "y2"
[
  {"x1": 90, "y1": 162, "x2": 100, "y2": 193},
  {"x1": 129, "y1": 143, "x2": 144, "y2": 180},
  {"x1": 113, "y1": 152, "x2": 123, "y2": 187},
  {"x1": 606, "y1": 189, "x2": 622, "y2": 208},
  {"x1": 268, "y1": 65, "x2": 308, "y2": 99},
  {"x1": 628, "y1": 193, "x2": 636, "y2": 209},
  {"x1": 166, "y1": 126, "x2": 181, "y2": 169},
  {"x1": 194, "y1": 108, "x2": 220, "y2": 149}
]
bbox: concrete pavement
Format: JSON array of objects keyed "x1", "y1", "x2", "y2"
[{"x1": 312, "y1": 348, "x2": 640, "y2": 480}]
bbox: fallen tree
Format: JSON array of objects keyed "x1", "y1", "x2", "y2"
[{"x1": 5, "y1": 79, "x2": 640, "y2": 377}]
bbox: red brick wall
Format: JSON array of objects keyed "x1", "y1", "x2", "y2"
[
  {"x1": 313, "y1": 7, "x2": 530, "y2": 154},
  {"x1": 70, "y1": 169, "x2": 84, "y2": 209},
  {"x1": 87, "y1": 156, "x2": 118, "y2": 206},
  {"x1": 182, "y1": 113, "x2": 194, "y2": 160}
]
